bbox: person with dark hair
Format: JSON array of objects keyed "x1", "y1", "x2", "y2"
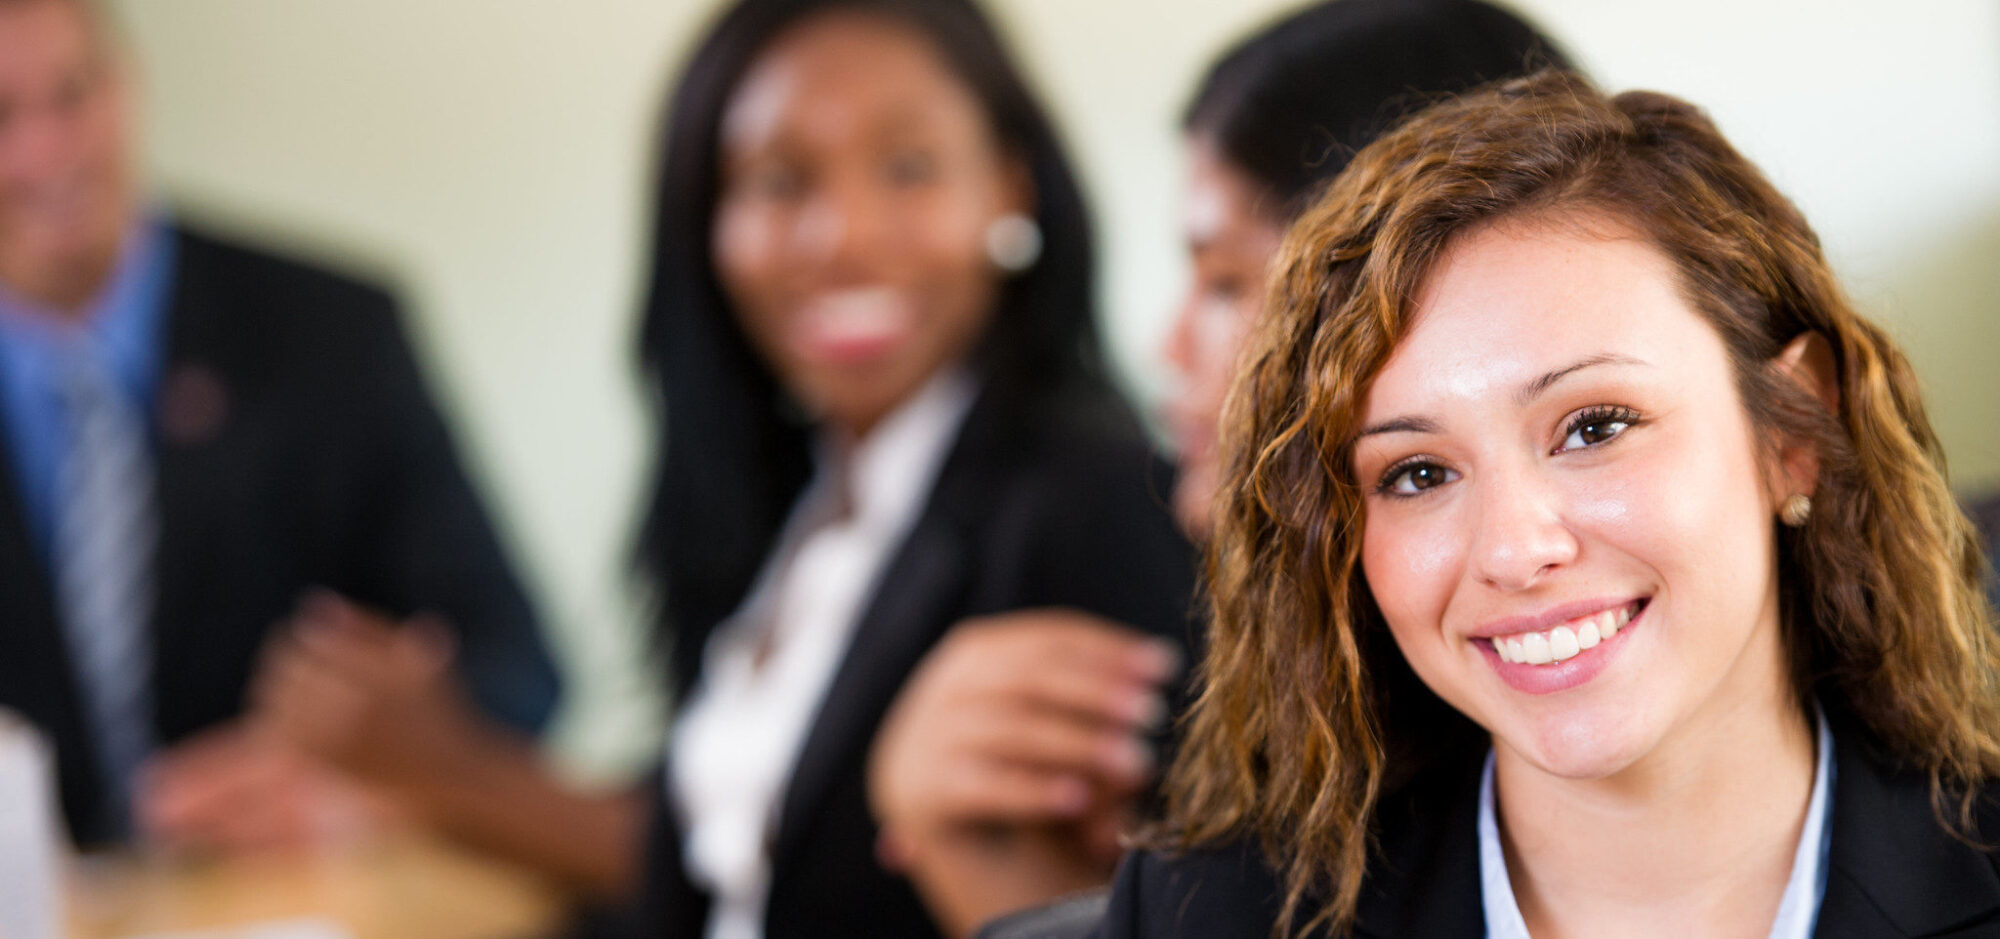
[
  {"x1": 0, "y1": 0, "x2": 558, "y2": 850},
  {"x1": 627, "y1": 0, "x2": 1197, "y2": 936},
  {"x1": 1164, "y1": 0, "x2": 1570, "y2": 537},
  {"x1": 1100, "y1": 69, "x2": 2000, "y2": 937}
]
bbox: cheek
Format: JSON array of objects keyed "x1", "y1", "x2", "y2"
[
  {"x1": 911, "y1": 191, "x2": 996, "y2": 286},
  {"x1": 1570, "y1": 429, "x2": 1776, "y2": 609},
  {"x1": 1189, "y1": 305, "x2": 1252, "y2": 393},
  {"x1": 711, "y1": 203, "x2": 779, "y2": 299},
  {"x1": 1361, "y1": 508, "x2": 1465, "y2": 652}
]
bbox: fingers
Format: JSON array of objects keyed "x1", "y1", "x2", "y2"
[
  {"x1": 957, "y1": 610, "x2": 1181, "y2": 687},
  {"x1": 954, "y1": 706, "x2": 1153, "y2": 790},
  {"x1": 138, "y1": 723, "x2": 296, "y2": 850},
  {"x1": 928, "y1": 759, "x2": 1095, "y2": 826},
  {"x1": 140, "y1": 729, "x2": 386, "y2": 856},
  {"x1": 928, "y1": 613, "x2": 1180, "y2": 734},
  {"x1": 253, "y1": 646, "x2": 374, "y2": 759},
  {"x1": 1003, "y1": 661, "x2": 1167, "y2": 734}
]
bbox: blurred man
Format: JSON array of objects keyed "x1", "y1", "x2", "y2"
[{"x1": 0, "y1": 0, "x2": 558, "y2": 847}]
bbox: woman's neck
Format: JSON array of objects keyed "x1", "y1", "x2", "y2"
[{"x1": 1495, "y1": 646, "x2": 1815, "y2": 938}]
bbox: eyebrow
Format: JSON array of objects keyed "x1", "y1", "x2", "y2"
[
  {"x1": 1516, "y1": 352, "x2": 1649, "y2": 406},
  {"x1": 1352, "y1": 353, "x2": 1649, "y2": 442},
  {"x1": 1353, "y1": 415, "x2": 1443, "y2": 440}
]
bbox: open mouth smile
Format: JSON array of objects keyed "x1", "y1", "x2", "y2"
[
  {"x1": 1490, "y1": 600, "x2": 1642, "y2": 665},
  {"x1": 1474, "y1": 598, "x2": 1650, "y2": 694}
]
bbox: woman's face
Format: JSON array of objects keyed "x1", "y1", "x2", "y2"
[
  {"x1": 712, "y1": 12, "x2": 1026, "y2": 437},
  {"x1": 1352, "y1": 214, "x2": 1796, "y2": 781},
  {"x1": 1162, "y1": 139, "x2": 1285, "y2": 538}
]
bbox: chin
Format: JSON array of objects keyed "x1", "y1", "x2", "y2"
[{"x1": 1501, "y1": 707, "x2": 1655, "y2": 780}]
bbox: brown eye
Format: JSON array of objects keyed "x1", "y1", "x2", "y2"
[
  {"x1": 1382, "y1": 460, "x2": 1457, "y2": 497},
  {"x1": 1558, "y1": 406, "x2": 1641, "y2": 453}
]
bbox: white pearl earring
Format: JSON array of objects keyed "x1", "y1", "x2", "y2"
[
  {"x1": 1780, "y1": 493, "x2": 1812, "y2": 527},
  {"x1": 984, "y1": 213, "x2": 1041, "y2": 272}
]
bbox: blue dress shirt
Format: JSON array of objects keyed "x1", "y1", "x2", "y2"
[{"x1": 0, "y1": 219, "x2": 176, "y2": 563}]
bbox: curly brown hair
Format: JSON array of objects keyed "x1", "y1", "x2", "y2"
[{"x1": 1156, "y1": 69, "x2": 2000, "y2": 937}]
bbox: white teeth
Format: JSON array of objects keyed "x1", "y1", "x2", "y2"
[
  {"x1": 1548, "y1": 626, "x2": 1580, "y2": 662},
  {"x1": 1488, "y1": 603, "x2": 1638, "y2": 666},
  {"x1": 1520, "y1": 632, "x2": 1552, "y2": 665},
  {"x1": 805, "y1": 288, "x2": 910, "y2": 346}
]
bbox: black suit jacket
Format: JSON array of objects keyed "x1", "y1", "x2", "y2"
[
  {"x1": 1097, "y1": 723, "x2": 2000, "y2": 937},
  {"x1": 633, "y1": 380, "x2": 1199, "y2": 939},
  {"x1": 0, "y1": 225, "x2": 559, "y2": 845}
]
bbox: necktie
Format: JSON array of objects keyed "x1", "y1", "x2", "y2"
[{"x1": 52, "y1": 353, "x2": 157, "y2": 837}]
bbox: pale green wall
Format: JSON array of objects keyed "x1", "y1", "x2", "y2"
[{"x1": 106, "y1": 0, "x2": 2000, "y2": 776}]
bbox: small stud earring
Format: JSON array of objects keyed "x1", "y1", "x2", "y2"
[
  {"x1": 984, "y1": 213, "x2": 1041, "y2": 272},
  {"x1": 1780, "y1": 493, "x2": 1812, "y2": 527}
]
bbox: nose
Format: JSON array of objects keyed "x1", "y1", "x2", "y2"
[
  {"x1": 1467, "y1": 465, "x2": 1578, "y2": 592},
  {"x1": 794, "y1": 174, "x2": 889, "y2": 272},
  {"x1": 1161, "y1": 290, "x2": 1200, "y2": 378}
]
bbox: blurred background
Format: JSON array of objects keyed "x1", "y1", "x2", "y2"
[{"x1": 104, "y1": 0, "x2": 2000, "y2": 779}]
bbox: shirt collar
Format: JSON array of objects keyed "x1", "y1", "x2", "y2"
[
  {"x1": 1477, "y1": 706, "x2": 1835, "y2": 938},
  {"x1": 814, "y1": 364, "x2": 979, "y2": 528},
  {"x1": 0, "y1": 214, "x2": 175, "y2": 404}
]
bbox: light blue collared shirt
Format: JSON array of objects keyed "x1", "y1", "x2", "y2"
[
  {"x1": 0, "y1": 218, "x2": 176, "y2": 563},
  {"x1": 1478, "y1": 708, "x2": 1835, "y2": 938}
]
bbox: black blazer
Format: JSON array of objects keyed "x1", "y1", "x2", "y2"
[
  {"x1": 1097, "y1": 722, "x2": 2000, "y2": 938},
  {"x1": 634, "y1": 380, "x2": 1199, "y2": 939},
  {"x1": 0, "y1": 225, "x2": 559, "y2": 846}
]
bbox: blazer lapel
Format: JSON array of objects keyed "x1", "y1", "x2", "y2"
[
  {"x1": 1815, "y1": 730, "x2": 2000, "y2": 938},
  {"x1": 769, "y1": 512, "x2": 968, "y2": 868},
  {"x1": 146, "y1": 230, "x2": 241, "y2": 739},
  {"x1": 768, "y1": 383, "x2": 1017, "y2": 870},
  {"x1": 1353, "y1": 752, "x2": 1487, "y2": 938}
]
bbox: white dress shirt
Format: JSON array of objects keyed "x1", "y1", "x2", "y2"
[
  {"x1": 667, "y1": 368, "x2": 978, "y2": 939},
  {"x1": 1478, "y1": 707, "x2": 1835, "y2": 938}
]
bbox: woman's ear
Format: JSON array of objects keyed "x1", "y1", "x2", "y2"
[
  {"x1": 1774, "y1": 330, "x2": 1839, "y2": 416},
  {"x1": 1770, "y1": 330, "x2": 1840, "y2": 500}
]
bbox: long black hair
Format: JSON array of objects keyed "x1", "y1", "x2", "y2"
[
  {"x1": 635, "y1": 0, "x2": 1101, "y2": 691},
  {"x1": 1186, "y1": 0, "x2": 1572, "y2": 219}
]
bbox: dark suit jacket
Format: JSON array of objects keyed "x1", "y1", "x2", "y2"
[
  {"x1": 1097, "y1": 722, "x2": 2000, "y2": 938},
  {"x1": 633, "y1": 379, "x2": 1199, "y2": 939},
  {"x1": 0, "y1": 225, "x2": 559, "y2": 846}
]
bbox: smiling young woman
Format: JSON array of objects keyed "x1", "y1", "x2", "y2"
[{"x1": 1099, "y1": 71, "x2": 2000, "y2": 938}]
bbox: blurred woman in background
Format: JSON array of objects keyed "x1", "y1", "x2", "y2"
[
  {"x1": 257, "y1": 0, "x2": 1192, "y2": 929},
  {"x1": 631, "y1": 0, "x2": 1195, "y2": 935},
  {"x1": 1101, "y1": 70, "x2": 2000, "y2": 937}
]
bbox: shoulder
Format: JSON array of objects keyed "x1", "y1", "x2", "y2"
[
  {"x1": 941, "y1": 379, "x2": 1195, "y2": 614},
  {"x1": 963, "y1": 378, "x2": 1167, "y2": 481},
  {"x1": 165, "y1": 224, "x2": 419, "y2": 377},
  {"x1": 171, "y1": 224, "x2": 399, "y2": 315},
  {"x1": 1820, "y1": 719, "x2": 2000, "y2": 934},
  {"x1": 1097, "y1": 839, "x2": 1295, "y2": 939}
]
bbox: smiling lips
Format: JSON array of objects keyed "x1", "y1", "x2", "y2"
[
  {"x1": 798, "y1": 286, "x2": 913, "y2": 363},
  {"x1": 1490, "y1": 601, "x2": 1640, "y2": 666}
]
